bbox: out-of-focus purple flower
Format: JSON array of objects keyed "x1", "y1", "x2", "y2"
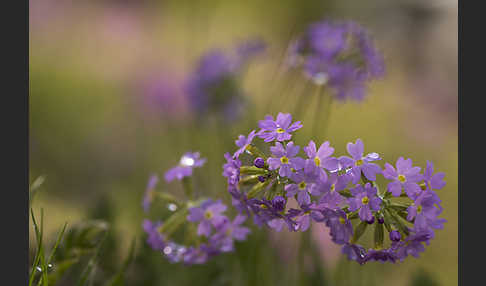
[
  {"x1": 142, "y1": 219, "x2": 165, "y2": 251},
  {"x1": 211, "y1": 215, "x2": 250, "y2": 252},
  {"x1": 223, "y1": 153, "x2": 241, "y2": 186},
  {"x1": 383, "y1": 157, "x2": 422, "y2": 198},
  {"x1": 257, "y1": 113, "x2": 303, "y2": 142},
  {"x1": 406, "y1": 191, "x2": 446, "y2": 232},
  {"x1": 187, "y1": 199, "x2": 228, "y2": 237},
  {"x1": 142, "y1": 174, "x2": 159, "y2": 213},
  {"x1": 303, "y1": 140, "x2": 339, "y2": 182},
  {"x1": 288, "y1": 20, "x2": 385, "y2": 101},
  {"x1": 267, "y1": 141, "x2": 305, "y2": 177},
  {"x1": 285, "y1": 170, "x2": 317, "y2": 206},
  {"x1": 234, "y1": 130, "x2": 257, "y2": 159},
  {"x1": 339, "y1": 139, "x2": 382, "y2": 183},
  {"x1": 325, "y1": 209, "x2": 353, "y2": 244},
  {"x1": 165, "y1": 152, "x2": 206, "y2": 182},
  {"x1": 348, "y1": 183, "x2": 381, "y2": 222}
]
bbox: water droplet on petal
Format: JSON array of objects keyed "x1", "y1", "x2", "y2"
[{"x1": 167, "y1": 204, "x2": 177, "y2": 212}]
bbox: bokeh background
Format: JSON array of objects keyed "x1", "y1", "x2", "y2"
[{"x1": 29, "y1": 0, "x2": 457, "y2": 285}]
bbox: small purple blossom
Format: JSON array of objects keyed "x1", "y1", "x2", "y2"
[
  {"x1": 142, "y1": 219, "x2": 165, "y2": 251},
  {"x1": 223, "y1": 153, "x2": 241, "y2": 186},
  {"x1": 187, "y1": 199, "x2": 228, "y2": 237},
  {"x1": 325, "y1": 209, "x2": 354, "y2": 244},
  {"x1": 211, "y1": 215, "x2": 250, "y2": 252},
  {"x1": 271, "y1": 196, "x2": 287, "y2": 212},
  {"x1": 257, "y1": 113, "x2": 303, "y2": 142},
  {"x1": 389, "y1": 230, "x2": 401, "y2": 242},
  {"x1": 165, "y1": 152, "x2": 206, "y2": 182},
  {"x1": 267, "y1": 141, "x2": 305, "y2": 177},
  {"x1": 285, "y1": 170, "x2": 316, "y2": 206},
  {"x1": 406, "y1": 191, "x2": 446, "y2": 232},
  {"x1": 254, "y1": 157, "x2": 265, "y2": 168},
  {"x1": 339, "y1": 139, "x2": 382, "y2": 183},
  {"x1": 348, "y1": 183, "x2": 382, "y2": 222},
  {"x1": 382, "y1": 157, "x2": 423, "y2": 198},
  {"x1": 234, "y1": 130, "x2": 257, "y2": 159},
  {"x1": 303, "y1": 140, "x2": 339, "y2": 182},
  {"x1": 363, "y1": 248, "x2": 398, "y2": 264}
]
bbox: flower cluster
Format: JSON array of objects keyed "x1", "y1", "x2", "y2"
[
  {"x1": 287, "y1": 20, "x2": 385, "y2": 101},
  {"x1": 186, "y1": 38, "x2": 265, "y2": 121},
  {"x1": 143, "y1": 152, "x2": 250, "y2": 265},
  {"x1": 223, "y1": 112, "x2": 446, "y2": 264}
]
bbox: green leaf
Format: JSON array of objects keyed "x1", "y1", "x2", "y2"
[
  {"x1": 350, "y1": 220, "x2": 368, "y2": 244},
  {"x1": 103, "y1": 238, "x2": 137, "y2": 286},
  {"x1": 374, "y1": 222, "x2": 384, "y2": 249}
]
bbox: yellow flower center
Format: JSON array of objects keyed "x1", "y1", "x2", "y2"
[
  {"x1": 298, "y1": 182, "x2": 307, "y2": 190},
  {"x1": 398, "y1": 174, "x2": 406, "y2": 183},
  {"x1": 280, "y1": 156, "x2": 289, "y2": 164},
  {"x1": 419, "y1": 182, "x2": 427, "y2": 190},
  {"x1": 204, "y1": 211, "x2": 213, "y2": 219},
  {"x1": 330, "y1": 184, "x2": 335, "y2": 192},
  {"x1": 314, "y1": 157, "x2": 321, "y2": 167},
  {"x1": 339, "y1": 217, "x2": 346, "y2": 224},
  {"x1": 355, "y1": 159, "x2": 363, "y2": 166},
  {"x1": 417, "y1": 205, "x2": 422, "y2": 214},
  {"x1": 276, "y1": 128, "x2": 285, "y2": 133},
  {"x1": 361, "y1": 196, "x2": 369, "y2": 205},
  {"x1": 260, "y1": 204, "x2": 268, "y2": 209}
]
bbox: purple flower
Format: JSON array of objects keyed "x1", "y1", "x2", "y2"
[
  {"x1": 342, "y1": 243, "x2": 366, "y2": 264},
  {"x1": 339, "y1": 139, "x2": 382, "y2": 183},
  {"x1": 308, "y1": 21, "x2": 347, "y2": 59},
  {"x1": 423, "y1": 161, "x2": 446, "y2": 190},
  {"x1": 271, "y1": 196, "x2": 287, "y2": 212},
  {"x1": 303, "y1": 140, "x2": 339, "y2": 182},
  {"x1": 312, "y1": 172, "x2": 349, "y2": 209},
  {"x1": 407, "y1": 191, "x2": 446, "y2": 232},
  {"x1": 187, "y1": 199, "x2": 228, "y2": 237},
  {"x1": 234, "y1": 130, "x2": 257, "y2": 159},
  {"x1": 382, "y1": 157, "x2": 423, "y2": 198},
  {"x1": 257, "y1": 113, "x2": 303, "y2": 142},
  {"x1": 394, "y1": 228, "x2": 434, "y2": 260},
  {"x1": 267, "y1": 141, "x2": 305, "y2": 177},
  {"x1": 348, "y1": 183, "x2": 382, "y2": 222},
  {"x1": 363, "y1": 248, "x2": 397, "y2": 263},
  {"x1": 223, "y1": 153, "x2": 241, "y2": 186},
  {"x1": 325, "y1": 209, "x2": 353, "y2": 244},
  {"x1": 211, "y1": 215, "x2": 250, "y2": 252},
  {"x1": 285, "y1": 170, "x2": 316, "y2": 206},
  {"x1": 142, "y1": 174, "x2": 159, "y2": 213},
  {"x1": 389, "y1": 230, "x2": 401, "y2": 242},
  {"x1": 165, "y1": 152, "x2": 206, "y2": 182},
  {"x1": 142, "y1": 219, "x2": 165, "y2": 251}
]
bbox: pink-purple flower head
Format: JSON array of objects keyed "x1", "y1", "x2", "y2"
[
  {"x1": 233, "y1": 130, "x2": 257, "y2": 159},
  {"x1": 339, "y1": 138, "x2": 382, "y2": 184},
  {"x1": 267, "y1": 141, "x2": 305, "y2": 177},
  {"x1": 187, "y1": 199, "x2": 228, "y2": 237},
  {"x1": 164, "y1": 152, "x2": 206, "y2": 182},
  {"x1": 382, "y1": 157, "x2": 423, "y2": 198},
  {"x1": 348, "y1": 183, "x2": 382, "y2": 222},
  {"x1": 303, "y1": 140, "x2": 340, "y2": 182},
  {"x1": 142, "y1": 174, "x2": 159, "y2": 213},
  {"x1": 257, "y1": 113, "x2": 303, "y2": 142}
]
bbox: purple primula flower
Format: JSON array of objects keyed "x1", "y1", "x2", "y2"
[
  {"x1": 308, "y1": 21, "x2": 347, "y2": 59},
  {"x1": 394, "y1": 228, "x2": 434, "y2": 260},
  {"x1": 271, "y1": 196, "x2": 287, "y2": 212},
  {"x1": 423, "y1": 161, "x2": 446, "y2": 190},
  {"x1": 285, "y1": 170, "x2": 316, "y2": 206},
  {"x1": 382, "y1": 157, "x2": 423, "y2": 198},
  {"x1": 142, "y1": 219, "x2": 165, "y2": 251},
  {"x1": 407, "y1": 191, "x2": 446, "y2": 232},
  {"x1": 223, "y1": 152, "x2": 241, "y2": 186},
  {"x1": 348, "y1": 183, "x2": 382, "y2": 222},
  {"x1": 339, "y1": 139, "x2": 382, "y2": 183},
  {"x1": 312, "y1": 172, "x2": 350, "y2": 209},
  {"x1": 187, "y1": 199, "x2": 228, "y2": 237},
  {"x1": 325, "y1": 209, "x2": 353, "y2": 244},
  {"x1": 267, "y1": 141, "x2": 305, "y2": 177},
  {"x1": 342, "y1": 243, "x2": 366, "y2": 264},
  {"x1": 233, "y1": 130, "x2": 257, "y2": 159},
  {"x1": 303, "y1": 140, "x2": 340, "y2": 182},
  {"x1": 142, "y1": 174, "x2": 159, "y2": 213},
  {"x1": 363, "y1": 248, "x2": 398, "y2": 264},
  {"x1": 211, "y1": 215, "x2": 250, "y2": 252},
  {"x1": 257, "y1": 113, "x2": 303, "y2": 142},
  {"x1": 165, "y1": 152, "x2": 206, "y2": 182}
]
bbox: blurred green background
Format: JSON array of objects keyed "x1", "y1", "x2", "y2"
[{"x1": 29, "y1": 0, "x2": 457, "y2": 285}]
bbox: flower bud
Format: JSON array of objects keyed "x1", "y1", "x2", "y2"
[
  {"x1": 254, "y1": 157, "x2": 265, "y2": 168},
  {"x1": 272, "y1": 196, "x2": 286, "y2": 212}
]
